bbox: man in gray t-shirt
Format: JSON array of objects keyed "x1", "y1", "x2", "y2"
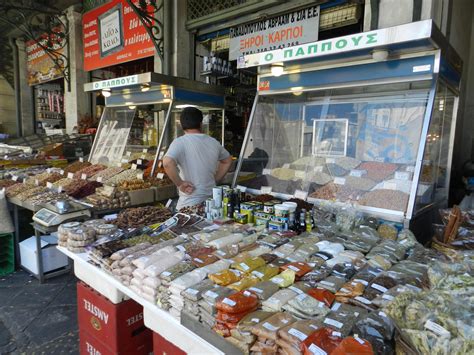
[{"x1": 163, "y1": 107, "x2": 232, "y2": 210}]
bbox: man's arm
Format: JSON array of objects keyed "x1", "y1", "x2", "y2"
[
  {"x1": 163, "y1": 156, "x2": 194, "y2": 194},
  {"x1": 215, "y1": 156, "x2": 233, "y2": 183}
]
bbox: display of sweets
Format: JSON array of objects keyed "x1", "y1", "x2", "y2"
[{"x1": 68, "y1": 203, "x2": 472, "y2": 355}]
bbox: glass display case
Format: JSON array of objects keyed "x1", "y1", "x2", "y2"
[
  {"x1": 233, "y1": 21, "x2": 461, "y2": 227},
  {"x1": 85, "y1": 73, "x2": 226, "y2": 173}
]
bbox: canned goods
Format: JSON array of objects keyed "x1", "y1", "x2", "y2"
[
  {"x1": 234, "y1": 212, "x2": 248, "y2": 224},
  {"x1": 254, "y1": 211, "x2": 270, "y2": 219},
  {"x1": 274, "y1": 204, "x2": 290, "y2": 218},
  {"x1": 206, "y1": 198, "x2": 214, "y2": 212},
  {"x1": 213, "y1": 187, "x2": 223, "y2": 207},
  {"x1": 255, "y1": 217, "x2": 269, "y2": 227},
  {"x1": 263, "y1": 203, "x2": 275, "y2": 214},
  {"x1": 268, "y1": 220, "x2": 284, "y2": 231},
  {"x1": 211, "y1": 207, "x2": 222, "y2": 220}
]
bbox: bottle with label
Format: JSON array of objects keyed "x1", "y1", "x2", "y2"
[
  {"x1": 305, "y1": 211, "x2": 313, "y2": 232},
  {"x1": 299, "y1": 209, "x2": 307, "y2": 233},
  {"x1": 227, "y1": 194, "x2": 234, "y2": 219}
]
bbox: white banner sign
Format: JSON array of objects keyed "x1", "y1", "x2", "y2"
[{"x1": 229, "y1": 5, "x2": 320, "y2": 61}]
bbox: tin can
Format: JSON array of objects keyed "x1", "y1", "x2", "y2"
[
  {"x1": 240, "y1": 203, "x2": 255, "y2": 223},
  {"x1": 263, "y1": 203, "x2": 275, "y2": 214},
  {"x1": 211, "y1": 207, "x2": 221, "y2": 220},
  {"x1": 213, "y1": 187, "x2": 223, "y2": 207},
  {"x1": 234, "y1": 212, "x2": 248, "y2": 224},
  {"x1": 268, "y1": 220, "x2": 284, "y2": 231},
  {"x1": 255, "y1": 217, "x2": 269, "y2": 227},
  {"x1": 205, "y1": 198, "x2": 214, "y2": 212}
]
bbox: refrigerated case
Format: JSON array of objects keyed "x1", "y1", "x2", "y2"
[
  {"x1": 84, "y1": 72, "x2": 226, "y2": 175},
  {"x1": 233, "y1": 20, "x2": 461, "y2": 239}
]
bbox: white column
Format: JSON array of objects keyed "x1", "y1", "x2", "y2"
[{"x1": 64, "y1": 7, "x2": 90, "y2": 133}]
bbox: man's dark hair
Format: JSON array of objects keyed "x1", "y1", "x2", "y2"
[{"x1": 180, "y1": 107, "x2": 203, "y2": 130}]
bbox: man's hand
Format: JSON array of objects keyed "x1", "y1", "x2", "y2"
[{"x1": 178, "y1": 181, "x2": 195, "y2": 195}]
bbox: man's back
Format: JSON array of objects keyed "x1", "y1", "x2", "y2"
[{"x1": 165, "y1": 133, "x2": 229, "y2": 208}]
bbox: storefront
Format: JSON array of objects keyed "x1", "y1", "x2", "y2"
[{"x1": 0, "y1": 7, "x2": 472, "y2": 355}]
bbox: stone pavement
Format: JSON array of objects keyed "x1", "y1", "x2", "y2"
[{"x1": 0, "y1": 270, "x2": 79, "y2": 354}]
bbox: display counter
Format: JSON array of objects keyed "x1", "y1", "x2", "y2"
[{"x1": 58, "y1": 246, "x2": 226, "y2": 355}]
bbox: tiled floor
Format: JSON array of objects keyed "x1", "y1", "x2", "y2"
[{"x1": 0, "y1": 270, "x2": 78, "y2": 354}]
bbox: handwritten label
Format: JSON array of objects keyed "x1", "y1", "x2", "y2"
[
  {"x1": 262, "y1": 322, "x2": 278, "y2": 331},
  {"x1": 334, "y1": 177, "x2": 346, "y2": 185},
  {"x1": 97, "y1": 177, "x2": 103, "y2": 183},
  {"x1": 137, "y1": 159, "x2": 143, "y2": 165},
  {"x1": 354, "y1": 296, "x2": 372, "y2": 305},
  {"x1": 222, "y1": 298, "x2": 236, "y2": 306},
  {"x1": 46, "y1": 182, "x2": 53, "y2": 189},
  {"x1": 187, "y1": 288, "x2": 199, "y2": 295},
  {"x1": 324, "y1": 318, "x2": 343, "y2": 329},
  {"x1": 350, "y1": 169, "x2": 367, "y2": 177},
  {"x1": 67, "y1": 173, "x2": 74, "y2": 179},
  {"x1": 236, "y1": 185, "x2": 247, "y2": 193},
  {"x1": 395, "y1": 171, "x2": 412, "y2": 181},
  {"x1": 371, "y1": 283, "x2": 388, "y2": 293},
  {"x1": 131, "y1": 164, "x2": 138, "y2": 170},
  {"x1": 261, "y1": 186, "x2": 272, "y2": 194},
  {"x1": 424, "y1": 320, "x2": 450, "y2": 337},
  {"x1": 205, "y1": 290, "x2": 218, "y2": 299},
  {"x1": 262, "y1": 169, "x2": 271, "y2": 175},
  {"x1": 81, "y1": 174, "x2": 87, "y2": 180},
  {"x1": 383, "y1": 182, "x2": 397, "y2": 190},
  {"x1": 294, "y1": 189, "x2": 308, "y2": 200},
  {"x1": 12, "y1": 176, "x2": 18, "y2": 181},
  {"x1": 288, "y1": 328, "x2": 308, "y2": 341},
  {"x1": 137, "y1": 173, "x2": 144, "y2": 180}
]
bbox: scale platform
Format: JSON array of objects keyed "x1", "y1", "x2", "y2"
[{"x1": 33, "y1": 200, "x2": 91, "y2": 228}]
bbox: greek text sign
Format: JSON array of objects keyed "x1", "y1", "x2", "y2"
[
  {"x1": 237, "y1": 20, "x2": 433, "y2": 68},
  {"x1": 229, "y1": 5, "x2": 319, "y2": 61}
]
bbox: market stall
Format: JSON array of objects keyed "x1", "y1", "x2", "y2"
[{"x1": 233, "y1": 19, "x2": 461, "y2": 242}]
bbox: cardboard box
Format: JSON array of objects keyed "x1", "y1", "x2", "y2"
[
  {"x1": 77, "y1": 282, "x2": 151, "y2": 353},
  {"x1": 19, "y1": 235, "x2": 68, "y2": 274}
]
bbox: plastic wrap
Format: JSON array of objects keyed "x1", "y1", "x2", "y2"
[
  {"x1": 216, "y1": 290, "x2": 259, "y2": 314},
  {"x1": 232, "y1": 256, "x2": 266, "y2": 273},
  {"x1": 317, "y1": 275, "x2": 346, "y2": 293},
  {"x1": 331, "y1": 336, "x2": 374, "y2": 355},
  {"x1": 262, "y1": 289, "x2": 298, "y2": 312},
  {"x1": 283, "y1": 293, "x2": 331, "y2": 319},
  {"x1": 248, "y1": 281, "x2": 280, "y2": 301},
  {"x1": 250, "y1": 265, "x2": 279, "y2": 281},
  {"x1": 251, "y1": 312, "x2": 296, "y2": 341},
  {"x1": 209, "y1": 269, "x2": 242, "y2": 286},
  {"x1": 301, "y1": 327, "x2": 343, "y2": 355},
  {"x1": 228, "y1": 275, "x2": 260, "y2": 291},
  {"x1": 270, "y1": 270, "x2": 296, "y2": 288}
]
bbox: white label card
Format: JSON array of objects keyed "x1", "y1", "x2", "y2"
[
  {"x1": 12, "y1": 176, "x2": 18, "y2": 181},
  {"x1": 395, "y1": 171, "x2": 412, "y2": 181},
  {"x1": 157, "y1": 173, "x2": 165, "y2": 180},
  {"x1": 165, "y1": 199, "x2": 173, "y2": 208},
  {"x1": 58, "y1": 186, "x2": 63, "y2": 193},
  {"x1": 222, "y1": 298, "x2": 236, "y2": 306},
  {"x1": 236, "y1": 185, "x2": 247, "y2": 193},
  {"x1": 131, "y1": 164, "x2": 138, "y2": 170},
  {"x1": 97, "y1": 177, "x2": 103, "y2": 183},
  {"x1": 424, "y1": 320, "x2": 451, "y2": 337},
  {"x1": 350, "y1": 169, "x2": 367, "y2": 177},
  {"x1": 261, "y1": 186, "x2": 272, "y2": 194},
  {"x1": 324, "y1": 318, "x2": 343, "y2": 329},
  {"x1": 81, "y1": 174, "x2": 87, "y2": 180},
  {"x1": 282, "y1": 163, "x2": 290, "y2": 169},
  {"x1": 126, "y1": 151, "x2": 132, "y2": 157},
  {"x1": 116, "y1": 162, "x2": 122, "y2": 167},
  {"x1": 406, "y1": 166, "x2": 416, "y2": 172},
  {"x1": 121, "y1": 158, "x2": 129, "y2": 163},
  {"x1": 288, "y1": 328, "x2": 308, "y2": 341},
  {"x1": 383, "y1": 182, "x2": 397, "y2": 190},
  {"x1": 79, "y1": 157, "x2": 84, "y2": 162},
  {"x1": 35, "y1": 179, "x2": 40, "y2": 186},
  {"x1": 137, "y1": 173, "x2": 144, "y2": 180},
  {"x1": 46, "y1": 182, "x2": 53, "y2": 189},
  {"x1": 142, "y1": 148, "x2": 148, "y2": 153},
  {"x1": 262, "y1": 169, "x2": 271, "y2": 175},
  {"x1": 308, "y1": 344, "x2": 327, "y2": 355},
  {"x1": 294, "y1": 189, "x2": 308, "y2": 200},
  {"x1": 314, "y1": 166, "x2": 324, "y2": 173},
  {"x1": 137, "y1": 159, "x2": 142, "y2": 165},
  {"x1": 334, "y1": 177, "x2": 346, "y2": 185},
  {"x1": 67, "y1": 173, "x2": 74, "y2": 179},
  {"x1": 59, "y1": 170, "x2": 64, "y2": 175}
]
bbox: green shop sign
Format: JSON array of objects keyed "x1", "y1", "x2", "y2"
[{"x1": 237, "y1": 20, "x2": 433, "y2": 69}]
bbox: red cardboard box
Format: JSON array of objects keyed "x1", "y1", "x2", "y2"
[
  {"x1": 77, "y1": 282, "x2": 151, "y2": 353},
  {"x1": 80, "y1": 329, "x2": 152, "y2": 355},
  {"x1": 153, "y1": 331, "x2": 186, "y2": 355}
]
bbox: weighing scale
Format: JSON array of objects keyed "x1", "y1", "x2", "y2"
[{"x1": 33, "y1": 200, "x2": 91, "y2": 227}]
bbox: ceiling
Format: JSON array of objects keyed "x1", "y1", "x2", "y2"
[{"x1": 0, "y1": 0, "x2": 82, "y2": 87}]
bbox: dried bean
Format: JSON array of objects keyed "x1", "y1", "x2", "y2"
[{"x1": 359, "y1": 189, "x2": 409, "y2": 212}]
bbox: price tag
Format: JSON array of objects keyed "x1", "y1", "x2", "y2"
[
  {"x1": 262, "y1": 169, "x2": 271, "y2": 175},
  {"x1": 59, "y1": 170, "x2": 64, "y2": 175},
  {"x1": 350, "y1": 169, "x2": 367, "y2": 177},
  {"x1": 97, "y1": 177, "x2": 103, "y2": 183},
  {"x1": 137, "y1": 159, "x2": 143, "y2": 165},
  {"x1": 282, "y1": 163, "x2": 290, "y2": 169},
  {"x1": 165, "y1": 199, "x2": 173, "y2": 208},
  {"x1": 67, "y1": 173, "x2": 74, "y2": 179},
  {"x1": 406, "y1": 166, "x2": 416, "y2": 172},
  {"x1": 46, "y1": 168, "x2": 51, "y2": 173},
  {"x1": 395, "y1": 171, "x2": 412, "y2": 181},
  {"x1": 294, "y1": 189, "x2": 308, "y2": 200},
  {"x1": 131, "y1": 164, "x2": 138, "y2": 170},
  {"x1": 295, "y1": 171, "x2": 306, "y2": 179},
  {"x1": 140, "y1": 154, "x2": 146, "y2": 160},
  {"x1": 79, "y1": 157, "x2": 84, "y2": 162},
  {"x1": 137, "y1": 173, "x2": 144, "y2": 180},
  {"x1": 157, "y1": 173, "x2": 165, "y2": 180},
  {"x1": 334, "y1": 177, "x2": 346, "y2": 185},
  {"x1": 236, "y1": 185, "x2": 247, "y2": 193},
  {"x1": 116, "y1": 162, "x2": 122, "y2": 167},
  {"x1": 424, "y1": 320, "x2": 451, "y2": 337},
  {"x1": 314, "y1": 166, "x2": 324, "y2": 173},
  {"x1": 308, "y1": 344, "x2": 327, "y2": 355},
  {"x1": 375, "y1": 157, "x2": 385, "y2": 162},
  {"x1": 81, "y1": 174, "x2": 87, "y2": 180},
  {"x1": 58, "y1": 186, "x2": 63, "y2": 193},
  {"x1": 34, "y1": 179, "x2": 40, "y2": 186},
  {"x1": 261, "y1": 186, "x2": 272, "y2": 194},
  {"x1": 12, "y1": 175, "x2": 18, "y2": 181},
  {"x1": 126, "y1": 151, "x2": 132, "y2": 157},
  {"x1": 383, "y1": 182, "x2": 397, "y2": 190},
  {"x1": 142, "y1": 148, "x2": 148, "y2": 153},
  {"x1": 326, "y1": 158, "x2": 335, "y2": 164},
  {"x1": 46, "y1": 182, "x2": 53, "y2": 189}
]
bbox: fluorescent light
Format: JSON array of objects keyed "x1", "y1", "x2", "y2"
[
  {"x1": 291, "y1": 86, "x2": 304, "y2": 96},
  {"x1": 271, "y1": 63, "x2": 284, "y2": 77},
  {"x1": 372, "y1": 49, "x2": 389, "y2": 61},
  {"x1": 175, "y1": 104, "x2": 198, "y2": 109},
  {"x1": 141, "y1": 84, "x2": 150, "y2": 92},
  {"x1": 128, "y1": 105, "x2": 136, "y2": 109},
  {"x1": 101, "y1": 89, "x2": 111, "y2": 97}
]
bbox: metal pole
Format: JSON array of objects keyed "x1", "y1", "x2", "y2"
[
  {"x1": 10, "y1": 38, "x2": 22, "y2": 137},
  {"x1": 232, "y1": 94, "x2": 259, "y2": 187},
  {"x1": 151, "y1": 99, "x2": 173, "y2": 176}
]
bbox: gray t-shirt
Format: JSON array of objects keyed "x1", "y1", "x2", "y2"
[{"x1": 165, "y1": 134, "x2": 230, "y2": 210}]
